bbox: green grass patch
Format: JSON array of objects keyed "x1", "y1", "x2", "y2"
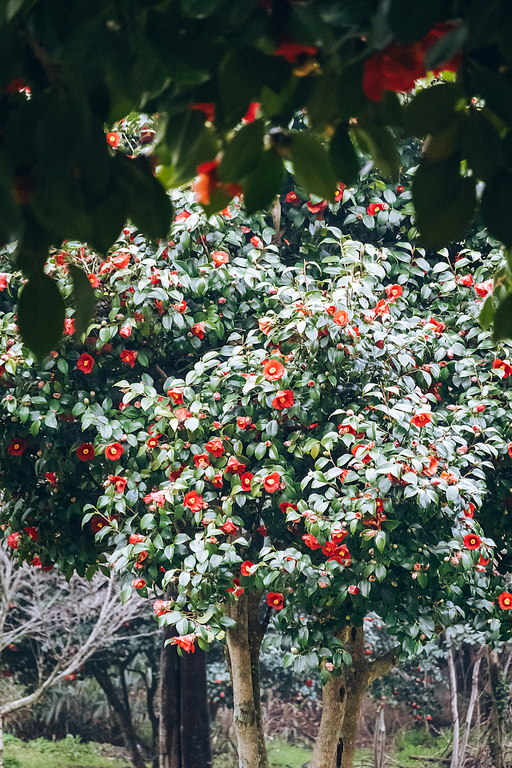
[
  {"x1": 392, "y1": 728, "x2": 451, "y2": 766},
  {"x1": 3, "y1": 734, "x2": 132, "y2": 768},
  {"x1": 267, "y1": 738, "x2": 312, "y2": 766}
]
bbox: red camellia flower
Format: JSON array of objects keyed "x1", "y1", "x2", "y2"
[
  {"x1": 205, "y1": 437, "x2": 225, "y2": 457},
  {"x1": 77, "y1": 353, "x2": 95, "y2": 374},
  {"x1": 348, "y1": 585, "x2": 360, "y2": 595},
  {"x1": 332, "y1": 529, "x2": 348, "y2": 544},
  {"x1": 266, "y1": 592, "x2": 284, "y2": 610},
  {"x1": 106, "y1": 132, "x2": 120, "y2": 147},
  {"x1": 302, "y1": 533, "x2": 320, "y2": 550},
  {"x1": 132, "y1": 579, "x2": 146, "y2": 589},
  {"x1": 147, "y1": 435, "x2": 161, "y2": 449},
  {"x1": 272, "y1": 390, "x2": 294, "y2": 409},
  {"x1": 459, "y1": 274, "x2": 473, "y2": 287},
  {"x1": 396, "y1": 185, "x2": 404, "y2": 194},
  {"x1": 77, "y1": 443, "x2": 95, "y2": 461},
  {"x1": 273, "y1": 41, "x2": 318, "y2": 63},
  {"x1": 184, "y1": 491, "x2": 204, "y2": 511},
  {"x1": 464, "y1": 534, "x2": 481, "y2": 550},
  {"x1": 410, "y1": 411, "x2": 432, "y2": 428},
  {"x1": 285, "y1": 191, "x2": 302, "y2": 206},
  {"x1": 306, "y1": 199, "x2": 328, "y2": 214},
  {"x1": 321, "y1": 540, "x2": 341, "y2": 558},
  {"x1": 64, "y1": 318, "x2": 75, "y2": 335},
  {"x1": 190, "y1": 102, "x2": 215, "y2": 121},
  {"x1": 191, "y1": 322, "x2": 205, "y2": 340},
  {"x1": 226, "y1": 456, "x2": 247, "y2": 474},
  {"x1": 105, "y1": 442, "x2": 124, "y2": 461},
  {"x1": 174, "y1": 300, "x2": 187, "y2": 313},
  {"x1": 154, "y1": 600, "x2": 172, "y2": 617},
  {"x1": 91, "y1": 515, "x2": 107, "y2": 533},
  {"x1": 367, "y1": 203, "x2": 386, "y2": 216},
  {"x1": 242, "y1": 102, "x2": 260, "y2": 123},
  {"x1": 120, "y1": 349, "x2": 138, "y2": 368},
  {"x1": 175, "y1": 634, "x2": 196, "y2": 653},
  {"x1": 130, "y1": 534, "x2": 145, "y2": 545},
  {"x1": 498, "y1": 592, "x2": 512, "y2": 610},
  {"x1": 385, "y1": 284, "x2": 403, "y2": 301},
  {"x1": 493, "y1": 359, "x2": 512, "y2": 377},
  {"x1": 111, "y1": 251, "x2": 130, "y2": 269},
  {"x1": 119, "y1": 324, "x2": 131, "y2": 338},
  {"x1": 263, "y1": 360, "x2": 285, "y2": 381},
  {"x1": 45, "y1": 472, "x2": 57, "y2": 486},
  {"x1": 241, "y1": 561, "x2": 254, "y2": 577},
  {"x1": 168, "y1": 387, "x2": 184, "y2": 404},
  {"x1": 264, "y1": 472, "x2": 281, "y2": 492},
  {"x1": 328, "y1": 545, "x2": 351, "y2": 565},
  {"x1": 335, "y1": 184, "x2": 346, "y2": 201},
  {"x1": 194, "y1": 453, "x2": 210, "y2": 469},
  {"x1": 257, "y1": 525, "x2": 268, "y2": 536},
  {"x1": 333, "y1": 309, "x2": 349, "y2": 326},
  {"x1": 474, "y1": 279, "x2": 493, "y2": 298},
  {"x1": 363, "y1": 23, "x2": 461, "y2": 102},
  {"x1": 8, "y1": 438, "x2": 27, "y2": 456},
  {"x1": 352, "y1": 444, "x2": 372, "y2": 464},
  {"x1": 211, "y1": 471, "x2": 224, "y2": 488},
  {"x1": 237, "y1": 416, "x2": 252, "y2": 429},
  {"x1": 88, "y1": 273, "x2": 100, "y2": 288},
  {"x1": 212, "y1": 250, "x2": 229, "y2": 267},
  {"x1": 193, "y1": 159, "x2": 242, "y2": 206},
  {"x1": 280, "y1": 502, "x2": 298, "y2": 514},
  {"x1": 221, "y1": 519, "x2": 239, "y2": 534},
  {"x1": 422, "y1": 455, "x2": 438, "y2": 476},
  {"x1": 250, "y1": 236, "x2": 264, "y2": 248},
  {"x1": 429, "y1": 317, "x2": 445, "y2": 335},
  {"x1": 240, "y1": 472, "x2": 253, "y2": 491},
  {"x1": 7, "y1": 532, "x2": 20, "y2": 549},
  {"x1": 144, "y1": 490, "x2": 166, "y2": 507}
]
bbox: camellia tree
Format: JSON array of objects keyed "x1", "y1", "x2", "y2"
[
  {"x1": 2, "y1": 166, "x2": 512, "y2": 768},
  {"x1": 2, "y1": 1, "x2": 512, "y2": 352}
]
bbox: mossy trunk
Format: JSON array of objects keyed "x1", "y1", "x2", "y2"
[
  {"x1": 225, "y1": 592, "x2": 268, "y2": 768},
  {"x1": 310, "y1": 626, "x2": 399, "y2": 768}
]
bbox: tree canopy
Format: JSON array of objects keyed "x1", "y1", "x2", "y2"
[{"x1": 2, "y1": 0, "x2": 512, "y2": 352}]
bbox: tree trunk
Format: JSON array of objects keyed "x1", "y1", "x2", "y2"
[
  {"x1": 487, "y1": 647, "x2": 504, "y2": 768},
  {"x1": 374, "y1": 705, "x2": 386, "y2": 768},
  {"x1": 0, "y1": 713, "x2": 3, "y2": 768},
  {"x1": 448, "y1": 648, "x2": 460, "y2": 768},
  {"x1": 309, "y1": 673, "x2": 347, "y2": 768},
  {"x1": 456, "y1": 651, "x2": 482, "y2": 768},
  {"x1": 310, "y1": 625, "x2": 399, "y2": 768},
  {"x1": 225, "y1": 592, "x2": 268, "y2": 768},
  {"x1": 145, "y1": 662, "x2": 160, "y2": 768},
  {"x1": 159, "y1": 625, "x2": 212, "y2": 768},
  {"x1": 94, "y1": 668, "x2": 146, "y2": 768}
]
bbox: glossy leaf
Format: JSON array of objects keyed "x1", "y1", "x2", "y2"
[
  {"x1": 290, "y1": 133, "x2": 337, "y2": 201},
  {"x1": 18, "y1": 273, "x2": 65, "y2": 358}
]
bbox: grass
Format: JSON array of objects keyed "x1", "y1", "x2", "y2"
[
  {"x1": 3, "y1": 734, "x2": 132, "y2": 768},
  {"x1": 392, "y1": 728, "x2": 451, "y2": 767}
]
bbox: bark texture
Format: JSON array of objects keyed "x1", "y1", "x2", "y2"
[
  {"x1": 159, "y1": 625, "x2": 212, "y2": 768},
  {"x1": 311, "y1": 626, "x2": 399, "y2": 768},
  {"x1": 487, "y1": 647, "x2": 504, "y2": 768},
  {"x1": 225, "y1": 592, "x2": 268, "y2": 768}
]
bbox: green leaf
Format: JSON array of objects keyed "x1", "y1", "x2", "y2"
[
  {"x1": 218, "y1": 120, "x2": 264, "y2": 183},
  {"x1": 330, "y1": 124, "x2": 360, "y2": 186},
  {"x1": 413, "y1": 158, "x2": 476, "y2": 248},
  {"x1": 352, "y1": 120, "x2": 400, "y2": 180},
  {"x1": 290, "y1": 132, "x2": 337, "y2": 200},
  {"x1": 492, "y1": 293, "x2": 512, "y2": 341},
  {"x1": 403, "y1": 84, "x2": 460, "y2": 137},
  {"x1": 388, "y1": 0, "x2": 444, "y2": 43},
  {"x1": 68, "y1": 265, "x2": 96, "y2": 338},
  {"x1": 243, "y1": 148, "x2": 284, "y2": 214},
  {"x1": 181, "y1": 0, "x2": 228, "y2": 17},
  {"x1": 18, "y1": 273, "x2": 65, "y2": 359},
  {"x1": 481, "y1": 169, "x2": 512, "y2": 246},
  {"x1": 115, "y1": 154, "x2": 173, "y2": 241},
  {"x1": 467, "y1": 62, "x2": 512, "y2": 125},
  {"x1": 424, "y1": 23, "x2": 468, "y2": 72},
  {"x1": 462, "y1": 109, "x2": 503, "y2": 182},
  {"x1": 479, "y1": 295, "x2": 495, "y2": 331},
  {"x1": 218, "y1": 48, "x2": 265, "y2": 127}
]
